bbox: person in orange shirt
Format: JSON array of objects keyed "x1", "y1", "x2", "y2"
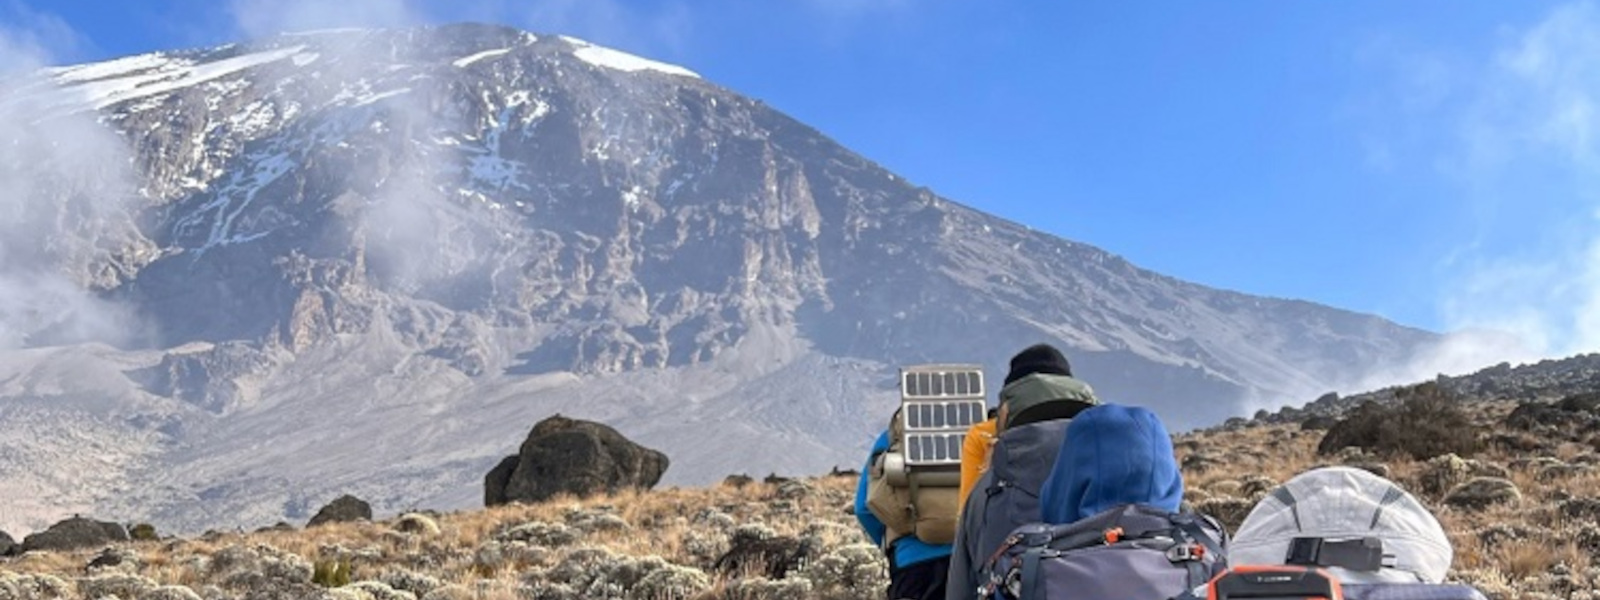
[{"x1": 957, "y1": 407, "x2": 1000, "y2": 509}]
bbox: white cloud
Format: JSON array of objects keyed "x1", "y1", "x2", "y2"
[
  {"x1": 1348, "y1": 1, "x2": 1600, "y2": 391},
  {"x1": 228, "y1": 0, "x2": 421, "y2": 39},
  {"x1": 507, "y1": 0, "x2": 694, "y2": 58},
  {"x1": 0, "y1": 6, "x2": 147, "y2": 350}
]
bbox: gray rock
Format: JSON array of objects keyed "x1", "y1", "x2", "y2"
[
  {"x1": 19, "y1": 517, "x2": 129, "y2": 553},
  {"x1": 486, "y1": 415, "x2": 669, "y2": 506},
  {"x1": 307, "y1": 495, "x2": 373, "y2": 527},
  {"x1": 0, "y1": 529, "x2": 14, "y2": 556},
  {"x1": 1442, "y1": 477, "x2": 1521, "y2": 510}
]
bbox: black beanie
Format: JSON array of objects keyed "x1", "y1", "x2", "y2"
[{"x1": 1004, "y1": 343, "x2": 1072, "y2": 385}]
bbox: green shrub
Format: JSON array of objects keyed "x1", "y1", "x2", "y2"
[
  {"x1": 129, "y1": 523, "x2": 158, "y2": 541},
  {"x1": 312, "y1": 558, "x2": 351, "y2": 587},
  {"x1": 1316, "y1": 382, "x2": 1481, "y2": 460}
]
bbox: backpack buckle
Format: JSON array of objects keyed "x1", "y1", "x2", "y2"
[
  {"x1": 1166, "y1": 543, "x2": 1205, "y2": 563},
  {"x1": 1103, "y1": 527, "x2": 1124, "y2": 544}
]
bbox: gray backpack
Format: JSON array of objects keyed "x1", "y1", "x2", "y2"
[
  {"x1": 968, "y1": 418, "x2": 1072, "y2": 566},
  {"x1": 980, "y1": 504, "x2": 1229, "y2": 600}
]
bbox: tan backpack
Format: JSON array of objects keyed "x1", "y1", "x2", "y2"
[{"x1": 865, "y1": 407, "x2": 961, "y2": 546}]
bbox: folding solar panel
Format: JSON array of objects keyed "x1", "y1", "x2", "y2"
[{"x1": 899, "y1": 364, "x2": 987, "y2": 467}]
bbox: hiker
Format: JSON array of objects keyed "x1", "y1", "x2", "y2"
[
  {"x1": 856, "y1": 425, "x2": 953, "y2": 600},
  {"x1": 946, "y1": 344, "x2": 1100, "y2": 600},
  {"x1": 957, "y1": 407, "x2": 999, "y2": 509},
  {"x1": 975, "y1": 403, "x2": 1227, "y2": 600},
  {"x1": 1038, "y1": 403, "x2": 1184, "y2": 523},
  {"x1": 1227, "y1": 466, "x2": 1486, "y2": 599}
]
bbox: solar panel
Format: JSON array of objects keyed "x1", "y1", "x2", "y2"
[{"x1": 899, "y1": 365, "x2": 986, "y2": 467}]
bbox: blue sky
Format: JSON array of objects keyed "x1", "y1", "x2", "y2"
[{"x1": 5, "y1": 0, "x2": 1600, "y2": 361}]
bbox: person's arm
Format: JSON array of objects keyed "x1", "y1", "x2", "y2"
[{"x1": 854, "y1": 430, "x2": 890, "y2": 546}]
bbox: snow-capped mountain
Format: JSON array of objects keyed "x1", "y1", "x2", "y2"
[{"x1": 0, "y1": 24, "x2": 1438, "y2": 535}]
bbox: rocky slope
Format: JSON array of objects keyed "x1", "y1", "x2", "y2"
[
  {"x1": 0, "y1": 23, "x2": 1442, "y2": 535},
  {"x1": 2, "y1": 375, "x2": 1597, "y2": 599}
]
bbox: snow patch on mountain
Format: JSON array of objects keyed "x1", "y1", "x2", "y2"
[
  {"x1": 454, "y1": 48, "x2": 513, "y2": 68},
  {"x1": 39, "y1": 46, "x2": 307, "y2": 113},
  {"x1": 560, "y1": 36, "x2": 699, "y2": 79}
]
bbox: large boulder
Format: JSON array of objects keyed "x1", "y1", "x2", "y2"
[
  {"x1": 307, "y1": 495, "x2": 373, "y2": 527},
  {"x1": 484, "y1": 414, "x2": 669, "y2": 506},
  {"x1": 20, "y1": 517, "x2": 130, "y2": 553},
  {"x1": 0, "y1": 529, "x2": 15, "y2": 556}
]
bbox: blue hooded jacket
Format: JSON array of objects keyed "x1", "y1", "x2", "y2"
[
  {"x1": 1039, "y1": 404, "x2": 1184, "y2": 524},
  {"x1": 855, "y1": 430, "x2": 953, "y2": 568}
]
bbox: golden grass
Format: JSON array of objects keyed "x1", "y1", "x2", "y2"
[{"x1": 0, "y1": 400, "x2": 1591, "y2": 598}]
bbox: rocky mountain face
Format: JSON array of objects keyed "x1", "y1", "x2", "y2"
[
  {"x1": 0, "y1": 24, "x2": 1440, "y2": 535},
  {"x1": 1253, "y1": 352, "x2": 1600, "y2": 426}
]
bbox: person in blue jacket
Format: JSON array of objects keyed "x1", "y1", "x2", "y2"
[
  {"x1": 856, "y1": 428, "x2": 954, "y2": 600},
  {"x1": 1038, "y1": 403, "x2": 1184, "y2": 524}
]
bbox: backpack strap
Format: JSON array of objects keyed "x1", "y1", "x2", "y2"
[{"x1": 1018, "y1": 546, "x2": 1046, "y2": 599}]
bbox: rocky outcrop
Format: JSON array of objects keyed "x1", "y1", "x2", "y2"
[
  {"x1": 1505, "y1": 393, "x2": 1600, "y2": 438},
  {"x1": 307, "y1": 495, "x2": 373, "y2": 527},
  {"x1": 0, "y1": 529, "x2": 14, "y2": 556},
  {"x1": 1443, "y1": 477, "x2": 1522, "y2": 510},
  {"x1": 484, "y1": 415, "x2": 669, "y2": 506},
  {"x1": 20, "y1": 517, "x2": 130, "y2": 553}
]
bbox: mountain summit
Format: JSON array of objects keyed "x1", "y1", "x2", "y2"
[{"x1": 0, "y1": 24, "x2": 1434, "y2": 534}]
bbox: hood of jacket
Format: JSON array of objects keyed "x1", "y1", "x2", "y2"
[{"x1": 1039, "y1": 404, "x2": 1183, "y2": 524}]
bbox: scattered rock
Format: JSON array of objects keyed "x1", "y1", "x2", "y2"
[
  {"x1": 1560, "y1": 498, "x2": 1600, "y2": 521},
  {"x1": 20, "y1": 517, "x2": 129, "y2": 553},
  {"x1": 826, "y1": 466, "x2": 859, "y2": 478},
  {"x1": 1572, "y1": 524, "x2": 1600, "y2": 554},
  {"x1": 1239, "y1": 475, "x2": 1276, "y2": 500},
  {"x1": 713, "y1": 529, "x2": 815, "y2": 580},
  {"x1": 308, "y1": 495, "x2": 373, "y2": 527},
  {"x1": 722, "y1": 474, "x2": 755, "y2": 488},
  {"x1": 255, "y1": 521, "x2": 296, "y2": 533},
  {"x1": 775, "y1": 480, "x2": 815, "y2": 500},
  {"x1": 494, "y1": 521, "x2": 578, "y2": 547},
  {"x1": 1418, "y1": 454, "x2": 1506, "y2": 496},
  {"x1": 1300, "y1": 415, "x2": 1338, "y2": 431},
  {"x1": 1538, "y1": 462, "x2": 1588, "y2": 482},
  {"x1": 1181, "y1": 453, "x2": 1224, "y2": 473},
  {"x1": 1442, "y1": 477, "x2": 1521, "y2": 510},
  {"x1": 1490, "y1": 432, "x2": 1552, "y2": 454},
  {"x1": 86, "y1": 546, "x2": 141, "y2": 574},
  {"x1": 762, "y1": 473, "x2": 792, "y2": 486},
  {"x1": 484, "y1": 414, "x2": 669, "y2": 507},
  {"x1": 1477, "y1": 523, "x2": 1543, "y2": 549}
]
